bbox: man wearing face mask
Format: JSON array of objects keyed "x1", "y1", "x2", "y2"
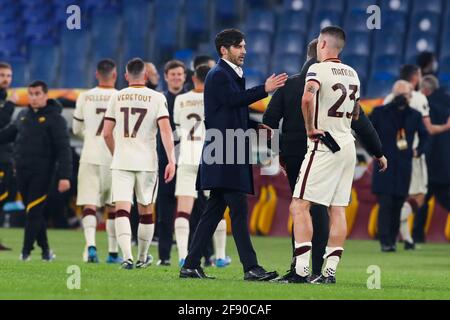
[
  {"x1": 384, "y1": 65, "x2": 449, "y2": 249},
  {"x1": 371, "y1": 80, "x2": 429, "y2": 252}
]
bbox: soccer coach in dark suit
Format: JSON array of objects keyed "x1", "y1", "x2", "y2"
[{"x1": 180, "y1": 29, "x2": 288, "y2": 280}]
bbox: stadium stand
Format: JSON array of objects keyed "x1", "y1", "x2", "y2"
[{"x1": 0, "y1": 0, "x2": 448, "y2": 97}]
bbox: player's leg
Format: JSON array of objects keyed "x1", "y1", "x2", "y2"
[
  {"x1": 290, "y1": 198, "x2": 313, "y2": 278},
  {"x1": 175, "y1": 195, "x2": 194, "y2": 266},
  {"x1": 213, "y1": 218, "x2": 228, "y2": 267},
  {"x1": 134, "y1": 171, "x2": 158, "y2": 268},
  {"x1": 310, "y1": 204, "x2": 329, "y2": 276},
  {"x1": 112, "y1": 169, "x2": 134, "y2": 268},
  {"x1": 77, "y1": 163, "x2": 100, "y2": 262}
]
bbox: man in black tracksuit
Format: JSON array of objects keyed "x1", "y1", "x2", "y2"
[
  {"x1": 263, "y1": 40, "x2": 387, "y2": 282},
  {"x1": 0, "y1": 81, "x2": 72, "y2": 260}
]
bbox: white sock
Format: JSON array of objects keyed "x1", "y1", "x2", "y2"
[
  {"x1": 213, "y1": 219, "x2": 227, "y2": 260},
  {"x1": 174, "y1": 216, "x2": 190, "y2": 261},
  {"x1": 294, "y1": 241, "x2": 312, "y2": 277},
  {"x1": 82, "y1": 215, "x2": 97, "y2": 247},
  {"x1": 322, "y1": 247, "x2": 344, "y2": 277},
  {"x1": 400, "y1": 202, "x2": 413, "y2": 243},
  {"x1": 115, "y1": 216, "x2": 133, "y2": 261},
  {"x1": 106, "y1": 218, "x2": 118, "y2": 253},
  {"x1": 138, "y1": 223, "x2": 154, "y2": 262}
]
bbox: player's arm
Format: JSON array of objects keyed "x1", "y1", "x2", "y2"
[
  {"x1": 103, "y1": 118, "x2": 115, "y2": 155},
  {"x1": 415, "y1": 116, "x2": 430, "y2": 157},
  {"x1": 158, "y1": 117, "x2": 176, "y2": 183},
  {"x1": 301, "y1": 80, "x2": 322, "y2": 140},
  {"x1": 49, "y1": 115, "x2": 72, "y2": 193},
  {"x1": 72, "y1": 92, "x2": 85, "y2": 137},
  {"x1": 422, "y1": 116, "x2": 450, "y2": 135}
]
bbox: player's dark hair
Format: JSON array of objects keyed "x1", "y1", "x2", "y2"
[
  {"x1": 126, "y1": 58, "x2": 145, "y2": 76},
  {"x1": 164, "y1": 60, "x2": 186, "y2": 75},
  {"x1": 215, "y1": 28, "x2": 245, "y2": 57},
  {"x1": 28, "y1": 80, "x2": 48, "y2": 93},
  {"x1": 0, "y1": 62, "x2": 12, "y2": 70},
  {"x1": 97, "y1": 59, "x2": 116, "y2": 77},
  {"x1": 399, "y1": 64, "x2": 420, "y2": 81},
  {"x1": 320, "y1": 26, "x2": 346, "y2": 44},
  {"x1": 194, "y1": 65, "x2": 211, "y2": 83},
  {"x1": 307, "y1": 38, "x2": 318, "y2": 59},
  {"x1": 416, "y1": 51, "x2": 435, "y2": 70},
  {"x1": 193, "y1": 55, "x2": 214, "y2": 69}
]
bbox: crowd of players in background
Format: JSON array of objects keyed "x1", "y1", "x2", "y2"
[{"x1": 0, "y1": 49, "x2": 449, "y2": 267}]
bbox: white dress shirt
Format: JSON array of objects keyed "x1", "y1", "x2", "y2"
[{"x1": 221, "y1": 58, "x2": 243, "y2": 78}]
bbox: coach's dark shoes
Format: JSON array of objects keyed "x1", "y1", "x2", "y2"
[
  {"x1": 180, "y1": 267, "x2": 215, "y2": 279},
  {"x1": 381, "y1": 244, "x2": 396, "y2": 252},
  {"x1": 244, "y1": 266, "x2": 278, "y2": 281},
  {"x1": 310, "y1": 274, "x2": 336, "y2": 284},
  {"x1": 404, "y1": 241, "x2": 415, "y2": 250},
  {"x1": 42, "y1": 249, "x2": 56, "y2": 262}
]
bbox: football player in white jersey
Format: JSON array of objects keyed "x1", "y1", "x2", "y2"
[
  {"x1": 173, "y1": 65, "x2": 229, "y2": 268},
  {"x1": 103, "y1": 58, "x2": 176, "y2": 269},
  {"x1": 73, "y1": 59, "x2": 121, "y2": 263},
  {"x1": 290, "y1": 26, "x2": 365, "y2": 284},
  {"x1": 384, "y1": 65, "x2": 450, "y2": 249}
]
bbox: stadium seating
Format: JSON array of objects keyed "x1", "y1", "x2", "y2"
[
  {"x1": 246, "y1": 31, "x2": 272, "y2": 55},
  {"x1": 215, "y1": 0, "x2": 240, "y2": 27},
  {"x1": 246, "y1": 9, "x2": 276, "y2": 34},
  {"x1": 271, "y1": 53, "x2": 303, "y2": 75},
  {"x1": 411, "y1": 0, "x2": 443, "y2": 14},
  {"x1": 410, "y1": 12, "x2": 441, "y2": 35},
  {"x1": 245, "y1": 53, "x2": 270, "y2": 77},
  {"x1": 274, "y1": 31, "x2": 306, "y2": 56},
  {"x1": 29, "y1": 41, "x2": 59, "y2": 87},
  {"x1": 282, "y1": 0, "x2": 313, "y2": 13},
  {"x1": 380, "y1": 0, "x2": 410, "y2": 14},
  {"x1": 315, "y1": 0, "x2": 346, "y2": 13},
  {"x1": 278, "y1": 10, "x2": 309, "y2": 33}
]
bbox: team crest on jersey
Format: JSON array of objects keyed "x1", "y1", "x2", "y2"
[{"x1": 39, "y1": 116, "x2": 46, "y2": 123}]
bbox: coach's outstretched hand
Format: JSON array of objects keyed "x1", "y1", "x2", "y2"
[
  {"x1": 58, "y1": 179, "x2": 71, "y2": 193},
  {"x1": 164, "y1": 162, "x2": 176, "y2": 183},
  {"x1": 264, "y1": 73, "x2": 288, "y2": 93}
]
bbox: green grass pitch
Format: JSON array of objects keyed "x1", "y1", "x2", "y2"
[{"x1": 0, "y1": 228, "x2": 449, "y2": 300}]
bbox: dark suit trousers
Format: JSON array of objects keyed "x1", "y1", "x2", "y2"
[
  {"x1": 413, "y1": 182, "x2": 450, "y2": 243},
  {"x1": 188, "y1": 192, "x2": 214, "y2": 260},
  {"x1": 284, "y1": 156, "x2": 329, "y2": 275},
  {"x1": 377, "y1": 194, "x2": 407, "y2": 246},
  {"x1": 184, "y1": 189, "x2": 258, "y2": 272}
]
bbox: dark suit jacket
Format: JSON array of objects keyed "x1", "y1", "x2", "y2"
[
  {"x1": 370, "y1": 103, "x2": 429, "y2": 196},
  {"x1": 197, "y1": 59, "x2": 268, "y2": 194}
]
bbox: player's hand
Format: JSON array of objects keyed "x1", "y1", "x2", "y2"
[
  {"x1": 307, "y1": 129, "x2": 325, "y2": 142},
  {"x1": 413, "y1": 149, "x2": 419, "y2": 158},
  {"x1": 164, "y1": 162, "x2": 176, "y2": 183},
  {"x1": 8, "y1": 89, "x2": 18, "y2": 104},
  {"x1": 375, "y1": 156, "x2": 388, "y2": 172},
  {"x1": 58, "y1": 179, "x2": 71, "y2": 193},
  {"x1": 264, "y1": 73, "x2": 288, "y2": 93},
  {"x1": 257, "y1": 123, "x2": 274, "y2": 139}
]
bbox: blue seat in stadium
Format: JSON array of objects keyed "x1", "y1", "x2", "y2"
[
  {"x1": 344, "y1": 32, "x2": 371, "y2": 56},
  {"x1": 245, "y1": 53, "x2": 270, "y2": 76},
  {"x1": 25, "y1": 23, "x2": 55, "y2": 43},
  {"x1": 246, "y1": 0, "x2": 272, "y2": 8},
  {"x1": 438, "y1": 73, "x2": 450, "y2": 92},
  {"x1": 373, "y1": 31, "x2": 404, "y2": 58},
  {"x1": 186, "y1": 6, "x2": 209, "y2": 46},
  {"x1": 410, "y1": 12, "x2": 441, "y2": 35},
  {"x1": 154, "y1": 0, "x2": 183, "y2": 10},
  {"x1": 22, "y1": 6, "x2": 51, "y2": 23},
  {"x1": 382, "y1": 10, "x2": 408, "y2": 34},
  {"x1": 29, "y1": 42, "x2": 59, "y2": 86},
  {"x1": 244, "y1": 69, "x2": 265, "y2": 89},
  {"x1": 60, "y1": 29, "x2": 90, "y2": 65},
  {"x1": 123, "y1": 0, "x2": 153, "y2": 40},
  {"x1": 282, "y1": 0, "x2": 313, "y2": 13},
  {"x1": 279, "y1": 10, "x2": 309, "y2": 33},
  {"x1": 245, "y1": 31, "x2": 272, "y2": 55},
  {"x1": 344, "y1": 10, "x2": 371, "y2": 32},
  {"x1": 439, "y1": 57, "x2": 450, "y2": 74},
  {"x1": 0, "y1": 6, "x2": 18, "y2": 23},
  {"x1": 441, "y1": 40, "x2": 450, "y2": 60},
  {"x1": 174, "y1": 49, "x2": 195, "y2": 68},
  {"x1": 310, "y1": 11, "x2": 342, "y2": 37},
  {"x1": 0, "y1": 0, "x2": 16, "y2": 9},
  {"x1": 366, "y1": 77, "x2": 395, "y2": 99},
  {"x1": 0, "y1": 38, "x2": 22, "y2": 57},
  {"x1": 246, "y1": 9, "x2": 275, "y2": 34},
  {"x1": 380, "y1": 0, "x2": 410, "y2": 14},
  {"x1": 81, "y1": 0, "x2": 110, "y2": 11},
  {"x1": 215, "y1": 0, "x2": 239, "y2": 26},
  {"x1": 315, "y1": 0, "x2": 345, "y2": 13},
  {"x1": 8, "y1": 56, "x2": 28, "y2": 87},
  {"x1": 412, "y1": 0, "x2": 442, "y2": 14},
  {"x1": 372, "y1": 54, "x2": 402, "y2": 77},
  {"x1": 341, "y1": 54, "x2": 369, "y2": 83},
  {"x1": 347, "y1": 0, "x2": 377, "y2": 12},
  {"x1": 271, "y1": 53, "x2": 303, "y2": 76},
  {"x1": 405, "y1": 32, "x2": 438, "y2": 62},
  {"x1": 274, "y1": 31, "x2": 306, "y2": 55},
  {"x1": 0, "y1": 22, "x2": 18, "y2": 39},
  {"x1": 20, "y1": 0, "x2": 48, "y2": 8},
  {"x1": 91, "y1": 13, "x2": 122, "y2": 58}
]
